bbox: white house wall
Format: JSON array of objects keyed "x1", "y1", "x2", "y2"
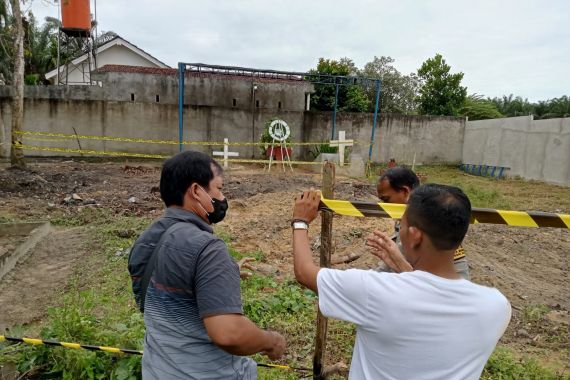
[
  {"x1": 59, "y1": 45, "x2": 162, "y2": 84},
  {"x1": 97, "y1": 45, "x2": 160, "y2": 68}
]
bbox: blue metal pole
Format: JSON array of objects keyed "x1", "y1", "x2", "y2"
[
  {"x1": 332, "y1": 83, "x2": 339, "y2": 140},
  {"x1": 178, "y1": 63, "x2": 185, "y2": 152},
  {"x1": 368, "y1": 80, "x2": 381, "y2": 162}
]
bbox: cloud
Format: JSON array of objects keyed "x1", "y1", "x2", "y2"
[{"x1": 30, "y1": 0, "x2": 569, "y2": 101}]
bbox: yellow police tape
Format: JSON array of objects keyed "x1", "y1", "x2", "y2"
[
  {"x1": 21, "y1": 137, "x2": 81, "y2": 143},
  {"x1": 18, "y1": 144, "x2": 325, "y2": 165},
  {"x1": 14, "y1": 130, "x2": 344, "y2": 147},
  {"x1": 319, "y1": 197, "x2": 570, "y2": 229},
  {"x1": 20, "y1": 144, "x2": 168, "y2": 159},
  {"x1": 0, "y1": 335, "x2": 310, "y2": 372}
]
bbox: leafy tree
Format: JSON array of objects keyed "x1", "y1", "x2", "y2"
[
  {"x1": 361, "y1": 56, "x2": 420, "y2": 114},
  {"x1": 459, "y1": 94, "x2": 503, "y2": 120},
  {"x1": 417, "y1": 53, "x2": 467, "y2": 116},
  {"x1": 343, "y1": 86, "x2": 371, "y2": 112},
  {"x1": 309, "y1": 57, "x2": 370, "y2": 112}
]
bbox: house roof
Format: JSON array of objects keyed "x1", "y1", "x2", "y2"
[
  {"x1": 95, "y1": 65, "x2": 177, "y2": 76},
  {"x1": 94, "y1": 64, "x2": 315, "y2": 86},
  {"x1": 45, "y1": 34, "x2": 170, "y2": 80}
]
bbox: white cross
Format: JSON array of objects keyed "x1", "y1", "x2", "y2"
[
  {"x1": 330, "y1": 131, "x2": 354, "y2": 167},
  {"x1": 213, "y1": 138, "x2": 239, "y2": 168}
]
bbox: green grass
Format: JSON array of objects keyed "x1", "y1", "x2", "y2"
[{"x1": 0, "y1": 211, "x2": 148, "y2": 380}]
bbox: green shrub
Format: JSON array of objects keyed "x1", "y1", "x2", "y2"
[
  {"x1": 24, "y1": 74, "x2": 40, "y2": 85},
  {"x1": 1, "y1": 290, "x2": 144, "y2": 380}
]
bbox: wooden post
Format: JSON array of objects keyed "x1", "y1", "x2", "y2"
[{"x1": 313, "y1": 162, "x2": 335, "y2": 379}]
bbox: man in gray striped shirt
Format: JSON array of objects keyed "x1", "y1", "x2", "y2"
[{"x1": 129, "y1": 151, "x2": 286, "y2": 379}]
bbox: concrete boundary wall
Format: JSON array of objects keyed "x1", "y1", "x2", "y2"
[
  {"x1": 302, "y1": 112, "x2": 465, "y2": 164},
  {"x1": 463, "y1": 116, "x2": 570, "y2": 186},
  {"x1": 0, "y1": 98, "x2": 307, "y2": 160},
  {"x1": 1, "y1": 85, "x2": 465, "y2": 165}
]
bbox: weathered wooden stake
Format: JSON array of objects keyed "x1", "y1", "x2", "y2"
[{"x1": 313, "y1": 161, "x2": 335, "y2": 379}]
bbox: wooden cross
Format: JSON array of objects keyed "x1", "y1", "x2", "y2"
[
  {"x1": 329, "y1": 131, "x2": 354, "y2": 167},
  {"x1": 213, "y1": 138, "x2": 239, "y2": 168}
]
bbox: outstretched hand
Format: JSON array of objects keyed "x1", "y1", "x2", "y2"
[
  {"x1": 292, "y1": 189, "x2": 320, "y2": 224},
  {"x1": 366, "y1": 230, "x2": 413, "y2": 273}
]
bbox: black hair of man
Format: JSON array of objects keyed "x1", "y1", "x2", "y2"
[
  {"x1": 379, "y1": 167, "x2": 420, "y2": 191},
  {"x1": 406, "y1": 184, "x2": 471, "y2": 251},
  {"x1": 160, "y1": 151, "x2": 223, "y2": 207}
]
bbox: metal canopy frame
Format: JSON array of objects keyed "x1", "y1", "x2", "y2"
[{"x1": 177, "y1": 62, "x2": 382, "y2": 162}]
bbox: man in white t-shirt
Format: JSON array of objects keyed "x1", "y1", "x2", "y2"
[{"x1": 291, "y1": 184, "x2": 511, "y2": 380}]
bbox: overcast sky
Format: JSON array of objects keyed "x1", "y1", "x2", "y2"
[{"x1": 29, "y1": 0, "x2": 569, "y2": 102}]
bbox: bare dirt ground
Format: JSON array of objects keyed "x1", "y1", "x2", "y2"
[
  {"x1": 0, "y1": 160, "x2": 568, "y2": 371},
  {"x1": 0, "y1": 237, "x2": 27, "y2": 263},
  {"x1": 0, "y1": 228, "x2": 89, "y2": 332}
]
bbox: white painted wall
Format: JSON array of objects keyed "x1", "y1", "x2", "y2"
[{"x1": 98, "y1": 45, "x2": 159, "y2": 67}]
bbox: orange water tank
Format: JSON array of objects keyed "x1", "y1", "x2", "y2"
[{"x1": 61, "y1": 0, "x2": 91, "y2": 36}]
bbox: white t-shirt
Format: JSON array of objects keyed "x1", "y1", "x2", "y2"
[{"x1": 317, "y1": 269, "x2": 511, "y2": 380}]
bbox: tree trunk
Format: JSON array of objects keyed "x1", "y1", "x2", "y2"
[{"x1": 9, "y1": 0, "x2": 25, "y2": 169}]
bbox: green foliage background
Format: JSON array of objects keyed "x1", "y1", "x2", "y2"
[{"x1": 416, "y1": 53, "x2": 467, "y2": 116}]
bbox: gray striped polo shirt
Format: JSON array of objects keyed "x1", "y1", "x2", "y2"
[{"x1": 128, "y1": 207, "x2": 257, "y2": 379}]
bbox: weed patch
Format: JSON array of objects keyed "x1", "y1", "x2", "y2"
[{"x1": 482, "y1": 347, "x2": 569, "y2": 380}]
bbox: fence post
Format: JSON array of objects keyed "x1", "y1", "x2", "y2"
[{"x1": 313, "y1": 161, "x2": 335, "y2": 379}]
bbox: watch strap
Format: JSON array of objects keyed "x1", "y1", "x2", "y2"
[{"x1": 292, "y1": 221, "x2": 309, "y2": 230}]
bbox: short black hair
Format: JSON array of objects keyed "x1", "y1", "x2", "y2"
[
  {"x1": 379, "y1": 167, "x2": 420, "y2": 191},
  {"x1": 406, "y1": 184, "x2": 471, "y2": 250},
  {"x1": 159, "y1": 151, "x2": 223, "y2": 207}
]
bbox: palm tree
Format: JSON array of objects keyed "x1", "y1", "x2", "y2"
[
  {"x1": 25, "y1": 13, "x2": 59, "y2": 83},
  {"x1": 460, "y1": 94, "x2": 503, "y2": 121}
]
